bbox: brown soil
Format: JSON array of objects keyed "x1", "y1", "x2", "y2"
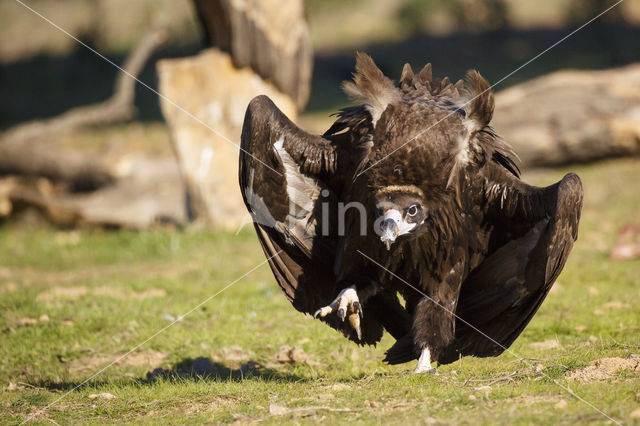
[
  {"x1": 566, "y1": 357, "x2": 640, "y2": 381},
  {"x1": 68, "y1": 351, "x2": 166, "y2": 374}
]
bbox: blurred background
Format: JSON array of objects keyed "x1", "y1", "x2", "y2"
[
  {"x1": 1, "y1": 4, "x2": 640, "y2": 421},
  {"x1": 0, "y1": 0, "x2": 639, "y2": 247}
]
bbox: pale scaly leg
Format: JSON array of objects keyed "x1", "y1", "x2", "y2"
[
  {"x1": 413, "y1": 347, "x2": 437, "y2": 374},
  {"x1": 314, "y1": 285, "x2": 362, "y2": 339}
]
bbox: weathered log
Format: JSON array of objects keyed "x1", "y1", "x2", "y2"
[
  {"x1": 0, "y1": 28, "x2": 186, "y2": 228},
  {"x1": 193, "y1": 0, "x2": 312, "y2": 109},
  {"x1": 0, "y1": 157, "x2": 186, "y2": 228},
  {"x1": 493, "y1": 64, "x2": 640, "y2": 168}
]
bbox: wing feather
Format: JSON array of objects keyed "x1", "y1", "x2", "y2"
[
  {"x1": 438, "y1": 170, "x2": 583, "y2": 364},
  {"x1": 239, "y1": 95, "x2": 385, "y2": 344}
]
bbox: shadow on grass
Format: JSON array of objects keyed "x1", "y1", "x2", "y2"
[
  {"x1": 25, "y1": 357, "x2": 306, "y2": 393},
  {"x1": 145, "y1": 356, "x2": 307, "y2": 383}
]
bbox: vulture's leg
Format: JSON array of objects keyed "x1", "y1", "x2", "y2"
[
  {"x1": 412, "y1": 263, "x2": 464, "y2": 374},
  {"x1": 414, "y1": 348, "x2": 437, "y2": 374},
  {"x1": 314, "y1": 280, "x2": 382, "y2": 340}
]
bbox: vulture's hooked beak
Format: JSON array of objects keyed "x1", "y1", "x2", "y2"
[
  {"x1": 379, "y1": 217, "x2": 399, "y2": 251},
  {"x1": 378, "y1": 208, "x2": 418, "y2": 250}
]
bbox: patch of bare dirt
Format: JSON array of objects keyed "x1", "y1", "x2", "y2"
[
  {"x1": 8, "y1": 314, "x2": 52, "y2": 327},
  {"x1": 0, "y1": 281, "x2": 18, "y2": 293},
  {"x1": 601, "y1": 301, "x2": 629, "y2": 310},
  {"x1": 566, "y1": 357, "x2": 640, "y2": 381},
  {"x1": 68, "y1": 351, "x2": 166, "y2": 374},
  {"x1": 529, "y1": 339, "x2": 562, "y2": 350},
  {"x1": 275, "y1": 345, "x2": 311, "y2": 364},
  {"x1": 213, "y1": 345, "x2": 251, "y2": 363},
  {"x1": 142, "y1": 396, "x2": 241, "y2": 418},
  {"x1": 0, "y1": 259, "x2": 202, "y2": 289},
  {"x1": 36, "y1": 285, "x2": 166, "y2": 303}
]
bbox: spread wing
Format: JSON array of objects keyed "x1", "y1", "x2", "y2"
[
  {"x1": 239, "y1": 95, "x2": 389, "y2": 344},
  {"x1": 438, "y1": 162, "x2": 583, "y2": 364}
]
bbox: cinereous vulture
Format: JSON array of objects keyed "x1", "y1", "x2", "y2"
[{"x1": 239, "y1": 53, "x2": 583, "y2": 373}]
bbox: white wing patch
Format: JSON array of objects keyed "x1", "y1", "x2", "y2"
[
  {"x1": 272, "y1": 134, "x2": 326, "y2": 251},
  {"x1": 273, "y1": 135, "x2": 321, "y2": 219}
]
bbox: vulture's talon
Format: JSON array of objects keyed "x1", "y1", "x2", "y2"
[
  {"x1": 348, "y1": 312, "x2": 362, "y2": 340},
  {"x1": 314, "y1": 286, "x2": 362, "y2": 339}
]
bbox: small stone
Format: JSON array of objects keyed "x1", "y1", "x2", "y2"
[
  {"x1": 16, "y1": 317, "x2": 37, "y2": 326},
  {"x1": 468, "y1": 395, "x2": 477, "y2": 401},
  {"x1": 6, "y1": 382, "x2": 20, "y2": 391},
  {"x1": 368, "y1": 400, "x2": 380, "y2": 408},
  {"x1": 574, "y1": 325, "x2": 588, "y2": 332},
  {"x1": 629, "y1": 408, "x2": 640, "y2": 419},
  {"x1": 588, "y1": 287, "x2": 600, "y2": 296},
  {"x1": 269, "y1": 403, "x2": 290, "y2": 415},
  {"x1": 589, "y1": 335, "x2": 598, "y2": 343},
  {"x1": 88, "y1": 392, "x2": 116, "y2": 400},
  {"x1": 39, "y1": 314, "x2": 50, "y2": 322},
  {"x1": 554, "y1": 399, "x2": 568, "y2": 409}
]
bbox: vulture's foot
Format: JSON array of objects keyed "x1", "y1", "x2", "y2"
[
  {"x1": 413, "y1": 348, "x2": 437, "y2": 374},
  {"x1": 314, "y1": 285, "x2": 362, "y2": 340}
]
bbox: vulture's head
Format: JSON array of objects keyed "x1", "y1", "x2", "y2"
[
  {"x1": 335, "y1": 53, "x2": 511, "y2": 251},
  {"x1": 374, "y1": 185, "x2": 426, "y2": 250}
]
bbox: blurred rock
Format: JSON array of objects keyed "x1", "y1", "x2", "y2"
[
  {"x1": 157, "y1": 48, "x2": 297, "y2": 229},
  {"x1": 609, "y1": 224, "x2": 640, "y2": 260},
  {"x1": 493, "y1": 64, "x2": 640, "y2": 168}
]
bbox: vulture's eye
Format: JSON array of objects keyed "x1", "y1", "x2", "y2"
[{"x1": 407, "y1": 204, "x2": 420, "y2": 217}]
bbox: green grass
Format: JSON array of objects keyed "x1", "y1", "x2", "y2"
[{"x1": 1, "y1": 159, "x2": 639, "y2": 424}]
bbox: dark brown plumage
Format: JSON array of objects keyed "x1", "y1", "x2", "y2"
[{"x1": 238, "y1": 53, "x2": 583, "y2": 371}]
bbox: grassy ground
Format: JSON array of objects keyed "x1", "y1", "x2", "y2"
[{"x1": 1, "y1": 158, "x2": 639, "y2": 424}]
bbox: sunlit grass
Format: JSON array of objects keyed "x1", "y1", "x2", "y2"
[{"x1": 0, "y1": 159, "x2": 638, "y2": 424}]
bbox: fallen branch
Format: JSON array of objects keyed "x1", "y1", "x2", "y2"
[
  {"x1": 1, "y1": 28, "x2": 167, "y2": 144},
  {"x1": 0, "y1": 28, "x2": 167, "y2": 189}
]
